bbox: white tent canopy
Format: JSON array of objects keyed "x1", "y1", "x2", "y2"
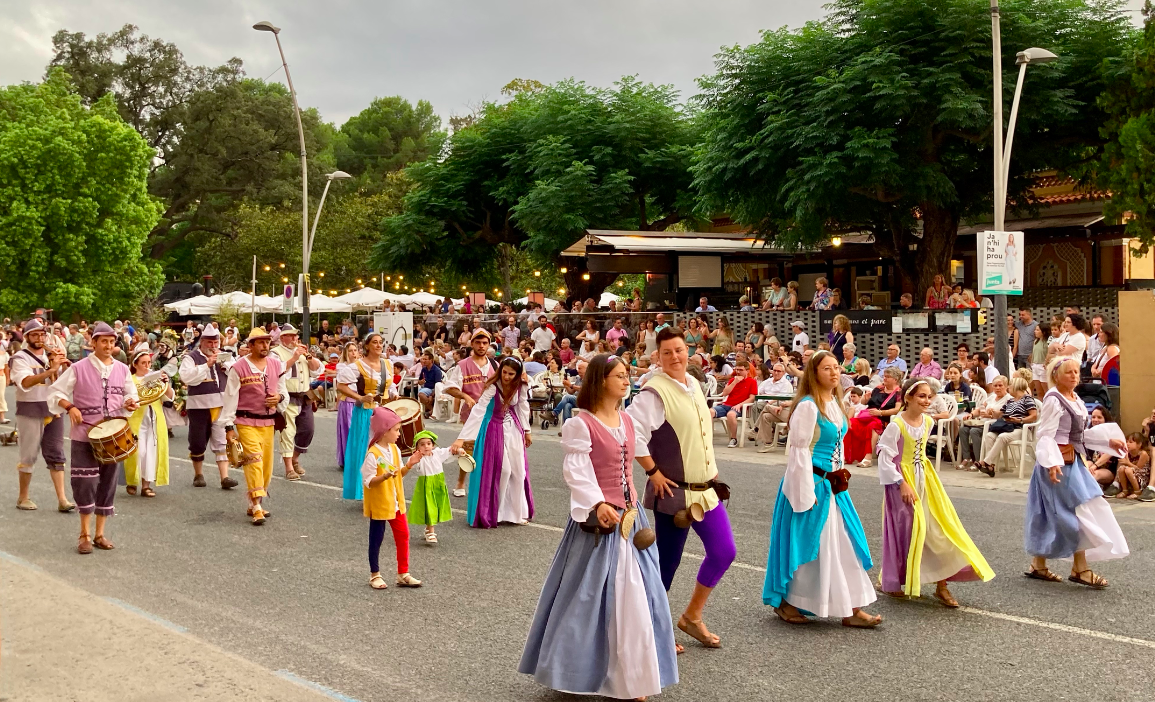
[
  {"x1": 333, "y1": 288, "x2": 392, "y2": 310},
  {"x1": 293, "y1": 293, "x2": 352, "y2": 314},
  {"x1": 599, "y1": 291, "x2": 622, "y2": 308},
  {"x1": 514, "y1": 296, "x2": 561, "y2": 310}
]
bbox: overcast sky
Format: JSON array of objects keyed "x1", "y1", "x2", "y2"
[{"x1": 1, "y1": 1, "x2": 1147, "y2": 128}]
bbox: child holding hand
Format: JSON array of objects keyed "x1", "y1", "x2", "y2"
[
  {"x1": 362, "y1": 407, "x2": 422, "y2": 590},
  {"x1": 406, "y1": 430, "x2": 461, "y2": 544}
]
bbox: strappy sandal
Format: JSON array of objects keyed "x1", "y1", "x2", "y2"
[
  {"x1": 285, "y1": 469, "x2": 300, "y2": 481},
  {"x1": 774, "y1": 605, "x2": 811, "y2": 625},
  {"x1": 126, "y1": 485, "x2": 137, "y2": 496},
  {"x1": 677, "y1": 615, "x2": 721, "y2": 648},
  {"x1": 292, "y1": 458, "x2": 305, "y2": 477},
  {"x1": 141, "y1": 487, "x2": 156, "y2": 498},
  {"x1": 1069, "y1": 569, "x2": 1109, "y2": 589},
  {"x1": 1024, "y1": 567, "x2": 1063, "y2": 583},
  {"x1": 93, "y1": 535, "x2": 115, "y2": 550},
  {"x1": 933, "y1": 586, "x2": 959, "y2": 608},
  {"x1": 396, "y1": 573, "x2": 423, "y2": 588},
  {"x1": 842, "y1": 611, "x2": 882, "y2": 628},
  {"x1": 369, "y1": 574, "x2": 388, "y2": 590},
  {"x1": 424, "y1": 532, "x2": 438, "y2": 544}
]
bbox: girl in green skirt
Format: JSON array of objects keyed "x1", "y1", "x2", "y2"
[{"x1": 406, "y1": 430, "x2": 460, "y2": 544}]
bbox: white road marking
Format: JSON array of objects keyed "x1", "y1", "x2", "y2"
[{"x1": 275, "y1": 670, "x2": 365, "y2": 702}]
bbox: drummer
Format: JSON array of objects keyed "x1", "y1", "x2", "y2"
[{"x1": 47, "y1": 322, "x2": 139, "y2": 555}]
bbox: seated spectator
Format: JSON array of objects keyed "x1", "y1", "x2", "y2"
[
  {"x1": 924, "y1": 378, "x2": 953, "y2": 421},
  {"x1": 1089, "y1": 322, "x2": 1119, "y2": 382},
  {"x1": 558, "y1": 338, "x2": 575, "y2": 365},
  {"x1": 942, "y1": 363, "x2": 972, "y2": 399},
  {"x1": 712, "y1": 361, "x2": 758, "y2": 448},
  {"x1": 754, "y1": 362, "x2": 795, "y2": 452},
  {"x1": 843, "y1": 385, "x2": 866, "y2": 418},
  {"x1": 898, "y1": 292, "x2": 915, "y2": 310},
  {"x1": 829, "y1": 287, "x2": 848, "y2": 310},
  {"x1": 876, "y1": 343, "x2": 907, "y2": 375},
  {"x1": 973, "y1": 351, "x2": 1000, "y2": 388},
  {"x1": 975, "y1": 377, "x2": 1037, "y2": 476},
  {"x1": 709, "y1": 355, "x2": 733, "y2": 384},
  {"x1": 605, "y1": 317, "x2": 629, "y2": 351},
  {"x1": 695, "y1": 296, "x2": 717, "y2": 313},
  {"x1": 552, "y1": 359, "x2": 586, "y2": 424},
  {"x1": 857, "y1": 293, "x2": 878, "y2": 310},
  {"x1": 415, "y1": 352, "x2": 444, "y2": 417},
  {"x1": 954, "y1": 289, "x2": 979, "y2": 308},
  {"x1": 839, "y1": 342, "x2": 859, "y2": 374},
  {"x1": 850, "y1": 358, "x2": 874, "y2": 387},
  {"x1": 738, "y1": 295, "x2": 755, "y2": 312},
  {"x1": 845, "y1": 367, "x2": 904, "y2": 467},
  {"x1": 909, "y1": 347, "x2": 943, "y2": 380},
  {"x1": 957, "y1": 375, "x2": 1009, "y2": 470},
  {"x1": 524, "y1": 350, "x2": 547, "y2": 376},
  {"x1": 1116, "y1": 432, "x2": 1151, "y2": 500}
]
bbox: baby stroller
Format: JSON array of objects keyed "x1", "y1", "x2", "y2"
[{"x1": 529, "y1": 371, "x2": 561, "y2": 430}]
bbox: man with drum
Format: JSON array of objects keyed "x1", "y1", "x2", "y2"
[
  {"x1": 270, "y1": 324, "x2": 321, "y2": 481},
  {"x1": 179, "y1": 325, "x2": 239, "y2": 490},
  {"x1": 10, "y1": 319, "x2": 74, "y2": 512},
  {"x1": 443, "y1": 329, "x2": 495, "y2": 497},
  {"x1": 47, "y1": 322, "x2": 138, "y2": 554}
]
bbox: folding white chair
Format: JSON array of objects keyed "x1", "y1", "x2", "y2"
[
  {"x1": 931, "y1": 398, "x2": 959, "y2": 473},
  {"x1": 713, "y1": 398, "x2": 755, "y2": 447}
]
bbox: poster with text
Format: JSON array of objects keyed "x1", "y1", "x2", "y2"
[{"x1": 978, "y1": 230, "x2": 1024, "y2": 295}]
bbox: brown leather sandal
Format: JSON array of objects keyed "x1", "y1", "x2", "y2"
[
  {"x1": 1069, "y1": 569, "x2": 1109, "y2": 589},
  {"x1": 933, "y1": 585, "x2": 959, "y2": 608},
  {"x1": 774, "y1": 605, "x2": 811, "y2": 625},
  {"x1": 77, "y1": 536, "x2": 93, "y2": 554},
  {"x1": 1024, "y1": 567, "x2": 1063, "y2": 583},
  {"x1": 93, "y1": 535, "x2": 115, "y2": 550},
  {"x1": 141, "y1": 487, "x2": 156, "y2": 498}
]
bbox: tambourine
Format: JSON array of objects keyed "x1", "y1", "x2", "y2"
[{"x1": 457, "y1": 454, "x2": 475, "y2": 473}]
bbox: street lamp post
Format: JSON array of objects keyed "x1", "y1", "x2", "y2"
[
  {"x1": 253, "y1": 20, "x2": 311, "y2": 344},
  {"x1": 990, "y1": 0, "x2": 1057, "y2": 375}
]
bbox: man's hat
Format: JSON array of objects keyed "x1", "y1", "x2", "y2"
[
  {"x1": 279, "y1": 323, "x2": 298, "y2": 335},
  {"x1": 245, "y1": 327, "x2": 272, "y2": 342},
  {"x1": 471, "y1": 328, "x2": 492, "y2": 341},
  {"x1": 90, "y1": 322, "x2": 117, "y2": 339},
  {"x1": 22, "y1": 319, "x2": 44, "y2": 334},
  {"x1": 790, "y1": 320, "x2": 805, "y2": 329},
  {"x1": 199, "y1": 325, "x2": 220, "y2": 340}
]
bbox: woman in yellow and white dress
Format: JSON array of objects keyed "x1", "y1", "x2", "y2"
[{"x1": 124, "y1": 350, "x2": 172, "y2": 497}]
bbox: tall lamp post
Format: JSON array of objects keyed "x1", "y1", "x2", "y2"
[
  {"x1": 253, "y1": 20, "x2": 312, "y2": 344},
  {"x1": 990, "y1": 0, "x2": 1058, "y2": 375}
]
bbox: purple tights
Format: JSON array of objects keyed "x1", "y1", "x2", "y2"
[{"x1": 653, "y1": 501, "x2": 736, "y2": 590}]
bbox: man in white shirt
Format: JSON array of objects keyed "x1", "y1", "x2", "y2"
[
  {"x1": 755, "y1": 363, "x2": 795, "y2": 452},
  {"x1": 530, "y1": 315, "x2": 555, "y2": 353},
  {"x1": 393, "y1": 345, "x2": 416, "y2": 370},
  {"x1": 1086, "y1": 314, "x2": 1104, "y2": 361},
  {"x1": 790, "y1": 321, "x2": 809, "y2": 353},
  {"x1": 11, "y1": 319, "x2": 74, "y2": 512},
  {"x1": 974, "y1": 352, "x2": 1001, "y2": 385},
  {"x1": 694, "y1": 297, "x2": 717, "y2": 313}
]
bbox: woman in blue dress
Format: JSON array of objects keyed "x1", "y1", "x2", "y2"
[{"x1": 763, "y1": 350, "x2": 881, "y2": 627}]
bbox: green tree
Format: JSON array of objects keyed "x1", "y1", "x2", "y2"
[
  {"x1": 374, "y1": 76, "x2": 700, "y2": 301},
  {"x1": 1099, "y1": 1, "x2": 1155, "y2": 252},
  {"x1": 0, "y1": 69, "x2": 163, "y2": 318},
  {"x1": 334, "y1": 97, "x2": 445, "y2": 189},
  {"x1": 49, "y1": 25, "x2": 336, "y2": 271},
  {"x1": 693, "y1": 0, "x2": 1131, "y2": 293}
]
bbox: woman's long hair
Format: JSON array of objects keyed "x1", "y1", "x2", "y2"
[
  {"x1": 483, "y1": 356, "x2": 526, "y2": 409},
  {"x1": 792, "y1": 349, "x2": 845, "y2": 424}
]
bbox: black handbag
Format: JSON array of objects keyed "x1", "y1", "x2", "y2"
[{"x1": 987, "y1": 419, "x2": 1015, "y2": 435}]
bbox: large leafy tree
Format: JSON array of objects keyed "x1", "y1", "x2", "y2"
[
  {"x1": 693, "y1": 0, "x2": 1131, "y2": 293},
  {"x1": 334, "y1": 97, "x2": 445, "y2": 190},
  {"x1": 374, "y1": 77, "x2": 699, "y2": 300},
  {"x1": 49, "y1": 25, "x2": 335, "y2": 271},
  {"x1": 1098, "y1": 1, "x2": 1155, "y2": 251},
  {"x1": 0, "y1": 69, "x2": 163, "y2": 318}
]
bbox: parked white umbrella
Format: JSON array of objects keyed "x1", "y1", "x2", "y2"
[
  {"x1": 293, "y1": 293, "x2": 351, "y2": 313},
  {"x1": 599, "y1": 291, "x2": 621, "y2": 308},
  {"x1": 514, "y1": 296, "x2": 560, "y2": 310},
  {"x1": 334, "y1": 288, "x2": 391, "y2": 310}
]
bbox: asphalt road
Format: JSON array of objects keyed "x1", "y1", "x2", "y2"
[{"x1": 2, "y1": 405, "x2": 1155, "y2": 702}]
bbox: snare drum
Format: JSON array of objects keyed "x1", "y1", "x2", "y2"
[
  {"x1": 87, "y1": 417, "x2": 137, "y2": 464},
  {"x1": 384, "y1": 398, "x2": 424, "y2": 457}
]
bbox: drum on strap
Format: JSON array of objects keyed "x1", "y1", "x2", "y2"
[
  {"x1": 87, "y1": 418, "x2": 138, "y2": 464},
  {"x1": 384, "y1": 398, "x2": 424, "y2": 457}
]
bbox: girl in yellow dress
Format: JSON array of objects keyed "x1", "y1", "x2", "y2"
[
  {"x1": 876, "y1": 378, "x2": 994, "y2": 607},
  {"x1": 124, "y1": 350, "x2": 172, "y2": 498}
]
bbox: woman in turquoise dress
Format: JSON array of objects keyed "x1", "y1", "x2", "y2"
[
  {"x1": 764, "y1": 350, "x2": 881, "y2": 627},
  {"x1": 339, "y1": 334, "x2": 392, "y2": 500}
]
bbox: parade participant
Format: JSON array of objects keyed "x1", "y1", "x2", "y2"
[
  {"x1": 362, "y1": 407, "x2": 422, "y2": 589},
  {"x1": 47, "y1": 322, "x2": 139, "y2": 554},
  {"x1": 875, "y1": 378, "x2": 994, "y2": 606},
  {"x1": 338, "y1": 333, "x2": 393, "y2": 501},
  {"x1": 444, "y1": 329, "x2": 495, "y2": 497},
  {"x1": 627, "y1": 327, "x2": 736, "y2": 651},
  {"x1": 335, "y1": 341, "x2": 360, "y2": 471},
  {"x1": 178, "y1": 326, "x2": 238, "y2": 489},
  {"x1": 220, "y1": 328, "x2": 288, "y2": 525},
  {"x1": 405, "y1": 430, "x2": 458, "y2": 544},
  {"x1": 1024, "y1": 358, "x2": 1129, "y2": 587},
  {"x1": 270, "y1": 324, "x2": 321, "y2": 481},
  {"x1": 763, "y1": 350, "x2": 880, "y2": 628},
  {"x1": 520, "y1": 354, "x2": 678, "y2": 699},
  {"x1": 450, "y1": 356, "x2": 534, "y2": 528},
  {"x1": 123, "y1": 350, "x2": 173, "y2": 498},
  {"x1": 10, "y1": 319, "x2": 74, "y2": 512}
]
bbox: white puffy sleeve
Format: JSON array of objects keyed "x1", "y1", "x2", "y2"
[
  {"x1": 361, "y1": 449, "x2": 381, "y2": 488},
  {"x1": 335, "y1": 363, "x2": 359, "y2": 386},
  {"x1": 625, "y1": 388, "x2": 664, "y2": 447},
  {"x1": 1033, "y1": 395, "x2": 1065, "y2": 468},
  {"x1": 275, "y1": 363, "x2": 289, "y2": 413},
  {"x1": 875, "y1": 421, "x2": 904, "y2": 485},
  {"x1": 458, "y1": 385, "x2": 496, "y2": 441},
  {"x1": 628, "y1": 412, "x2": 650, "y2": 458},
  {"x1": 431, "y1": 446, "x2": 455, "y2": 465},
  {"x1": 45, "y1": 363, "x2": 78, "y2": 415},
  {"x1": 1085, "y1": 422, "x2": 1126, "y2": 458},
  {"x1": 515, "y1": 385, "x2": 530, "y2": 434},
  {"x1": 217, "y1": 367, "x2": 242, "y2": 426},
  {"x1": 783, "y1": 399, "x2": 818, "y2": 512},
  {"x1": 561, "y1": 417, "x2": 604, "y2": 523},
  {"x1": 178, "y1": 354, "x2": 212, "y2": 386}
]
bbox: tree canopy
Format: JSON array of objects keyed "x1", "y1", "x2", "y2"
[
  {"x1": 693, "y1": 0, "x2": 1132, "y2": 292},
  {"x1": 1098, "y1": 1, "x2": 1155, "y2": 252},
  {"x1": 373, "y1": 76, "x2": 700, "y2": 300},
  {"x1": 334, "y1": 97, "x2": 445, "y2": 190},
  {"x1": 0, "y1": 69, "x2": 163, "y2": 318}
]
